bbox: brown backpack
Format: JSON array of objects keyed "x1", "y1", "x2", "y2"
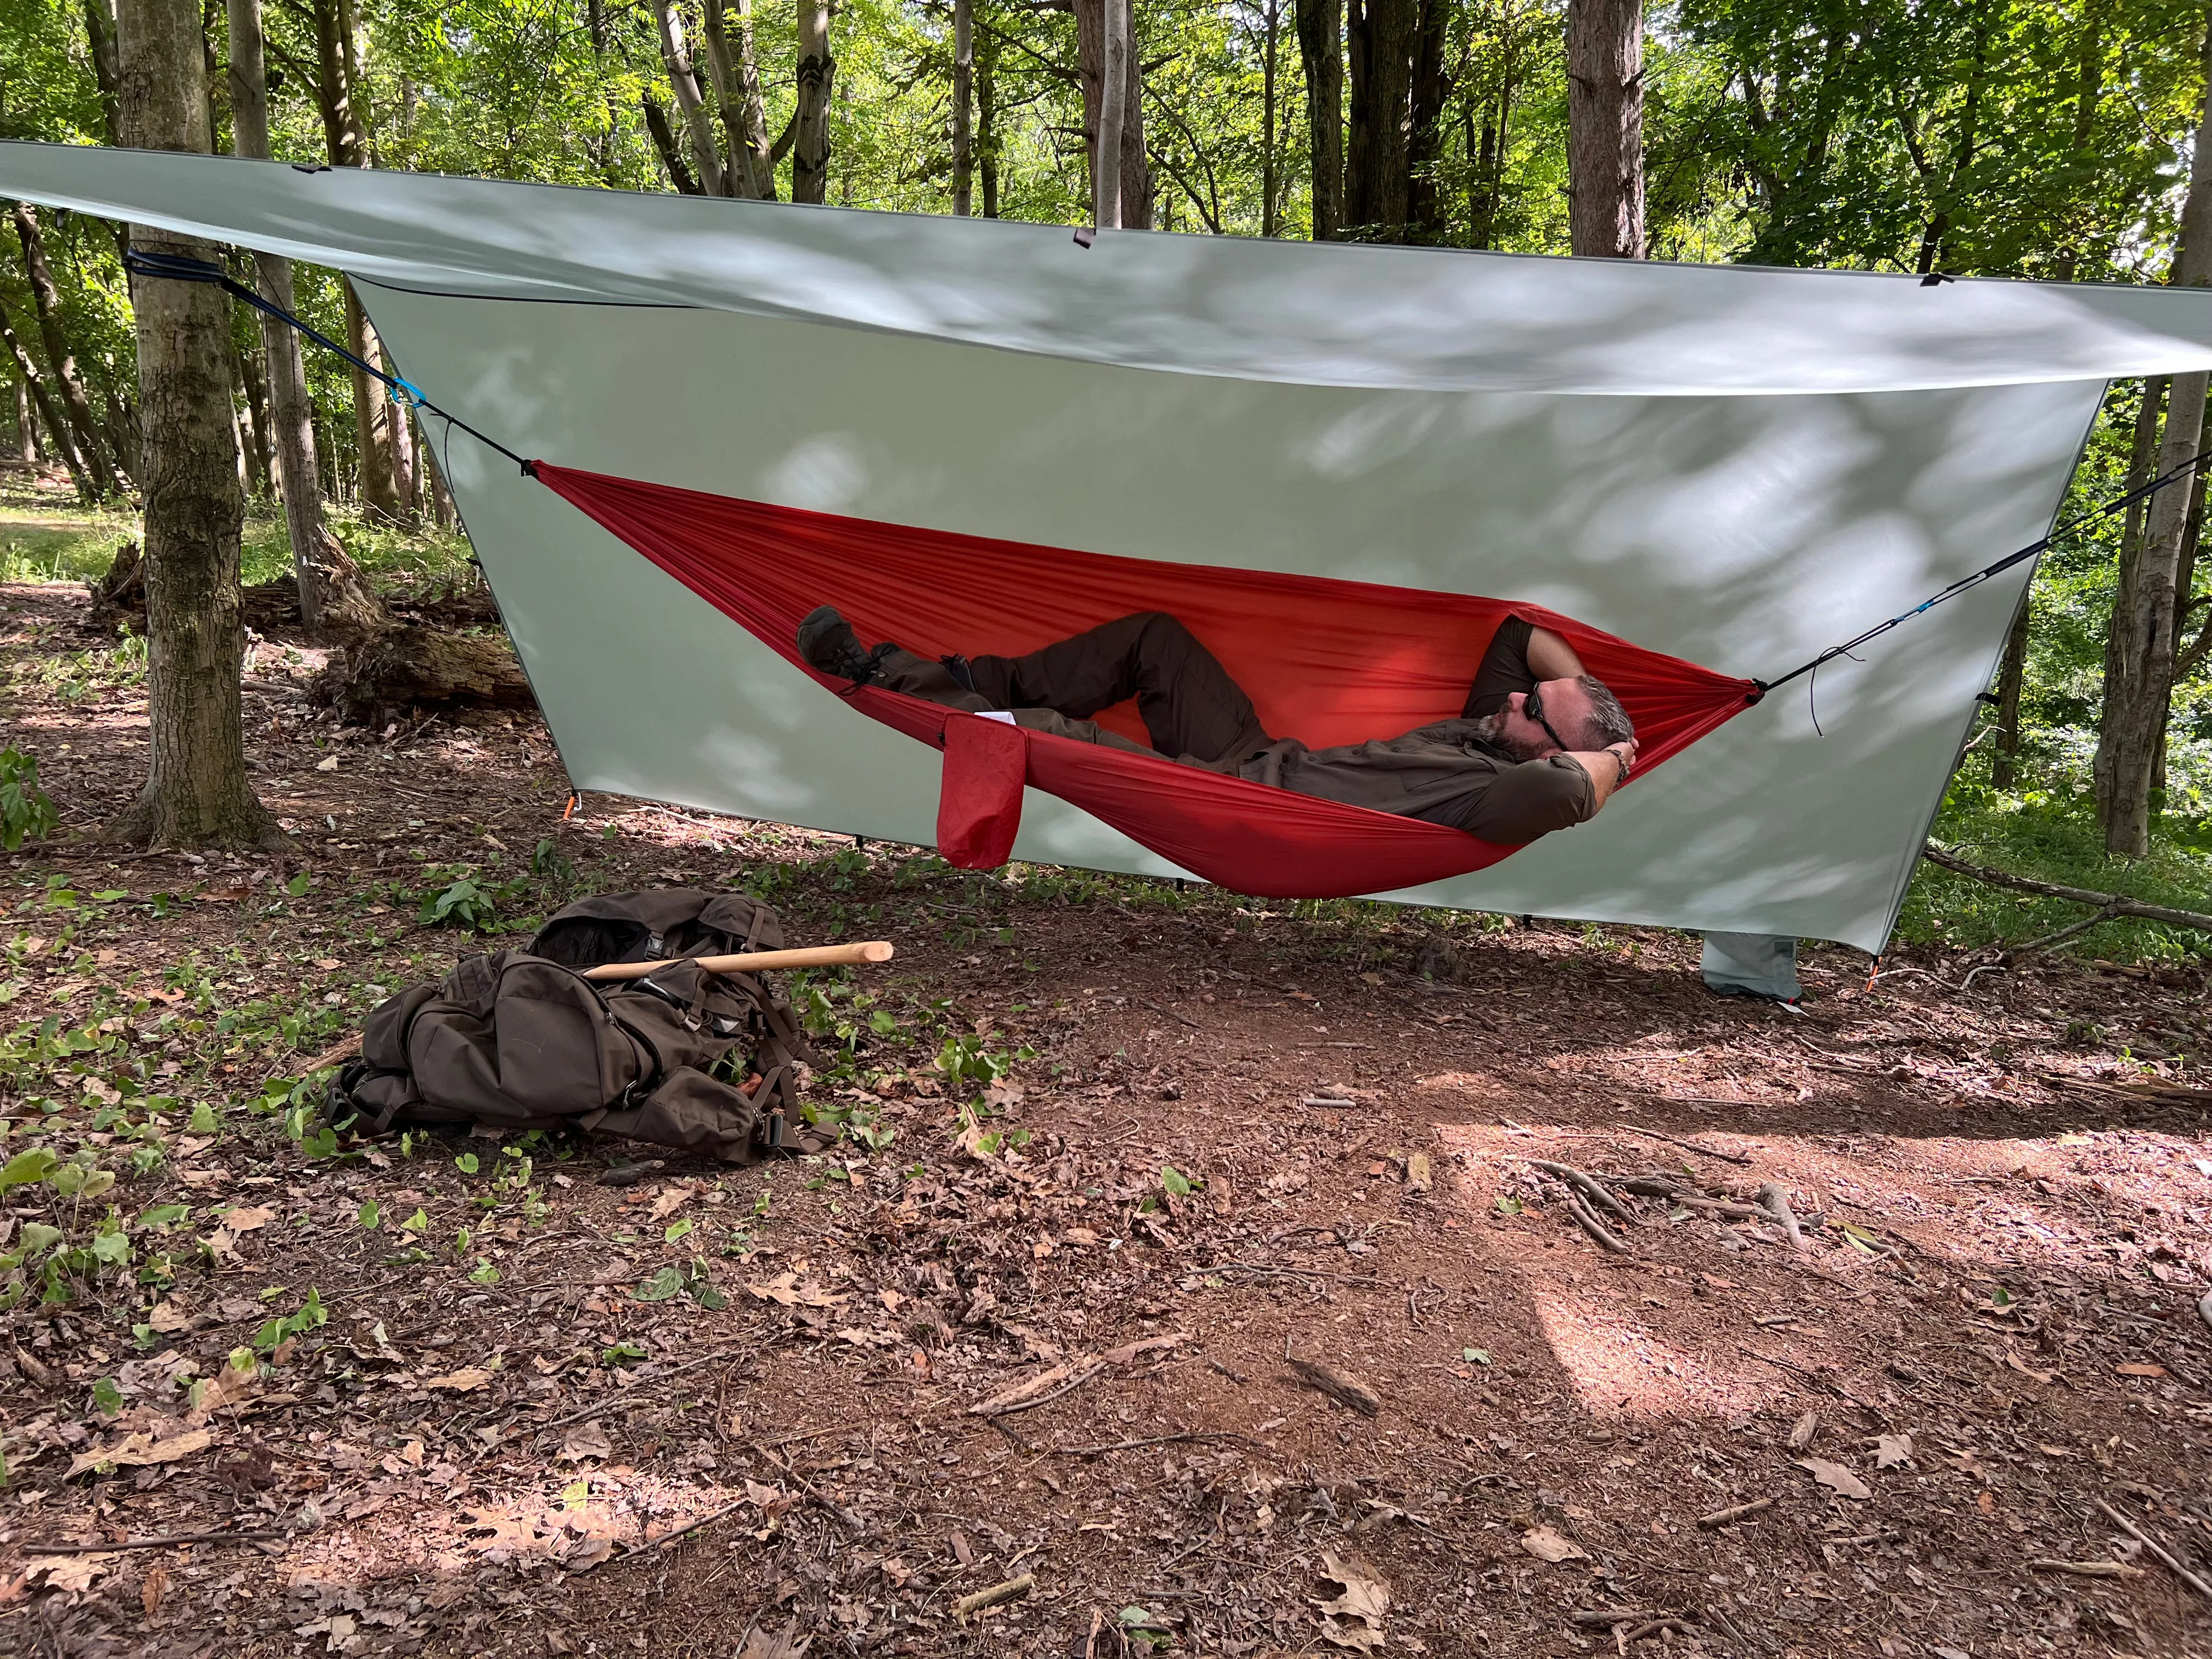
[{"x1": 329, "y1": 889, "x2": 822, "y2": 1163}]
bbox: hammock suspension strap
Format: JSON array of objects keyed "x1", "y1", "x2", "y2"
[
  {"x1": 1753, "y1": 436, "x2": 2212, "y2": 701},
  {"x1": 124, "y1": 249, "x2": 537, "y2": 476}
]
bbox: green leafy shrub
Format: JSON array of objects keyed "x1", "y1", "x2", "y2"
[{"x1": 0, "y1": 747, "x2": 58, "y2": 851}]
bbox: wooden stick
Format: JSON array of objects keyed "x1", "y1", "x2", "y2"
[
  {"x1": 2095, "y1": 1498, "x2": 2212, "y2": 1604},
  {"x1": 954, "y1": 1572, "x2": 1035, "y2": 1621},
  {"x1": 22, "y1": 1529, "x2": 284, "y2": 1554},
  {"x1": 1696, "y1": 1496, "x2": 1775, "y2": 1529},
  {"x1": 583, "y1": 941, "x2": 893, "y2": 981}
]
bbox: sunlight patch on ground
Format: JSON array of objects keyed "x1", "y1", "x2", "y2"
[{"x1": 1525, "y1": 1289, "x2": 1774, "y2": 1420}]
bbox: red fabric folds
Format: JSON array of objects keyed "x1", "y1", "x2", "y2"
[{"x1": 533, "y1": 464, "x2": 1758, "y2": 899}]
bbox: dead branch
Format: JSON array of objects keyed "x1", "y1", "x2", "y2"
[
  {"x1": 2095, "y1": 1499, "x2": 2212, "y2": 1604},
  {"x1": 1561, "y1": 1190, "x2": 1629, "y2": 1254},
  {"x1": 1695, "y1": 1496, "x2": 1775, "y2": 1529},
  {"x1": 954, "y1": 1573, "x2": 1035, "y2": 1621},
  {"x1": 22, "y1": 1528, "x2": 284, "y2": 1554},
  {"x1": 1922, "y1": 844, "x2": 2212, "y2": 935},
  {"x1": 1616, "y1": 1121, "x2": 1755, "y2": 1166},
  {"x1": 1048, "y1": 1430, "x2": 1262, "y2": 1457},
  {"x1": 1525, "y1": 1158, "x2": 1632, "y2": 1223}
]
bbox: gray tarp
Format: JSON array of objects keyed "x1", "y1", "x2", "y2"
[{"x1": 9, "y1": 143, "x2": 2211, "y2": 950}]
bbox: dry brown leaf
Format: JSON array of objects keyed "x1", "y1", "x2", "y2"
[
  {"x1": 1316, "y1": 1549, "x2": 1390, "y2": 1650},
  {"x1": 1786, "y1": 1411, "x2": 1820, "y2": 1449},
  {"x1": 1101, "y1": 1331, "x2": 1190, "y2": 1365},
  {"x1": 1794, "y1": 1457, "x2": 1872, "y2": 1500},
  {"x1": 140, "y1": 1565, "x2": 168, "y2": 1617},
  {"x1": 30, "y1": 1554, "x2": 111, "y2": 1594},
  {"x1": 560, "y1": 1423, "x2": 613, "y2": 1463},
  {"x1": 747, "y1": 1272, "x2": 848, "y2": 1309},
  {"x1": 648, "y1": 1187, "x2": 691, "y2": 1222},
  {"x1": 2116, "y1": 1362, "x2": 2169, "y2": 1379},
  {"x1": 1873, "y1": 1432, "x2": 1914, "y2": 1469},
  {"x1": 146, "y1": 1300, "x2": 193, "y2": 1333},
  {"x1": 218, "y1": 1205, "x2": 273, "y2": 1233},
  {"x1": 65, "y1": 1428, "x2": 214, "y2": 1481},
  {"x1": 732, "y1": 1620, "x2": 812, "y2": 1659},
  {"x1": 969, "y1": 1359, "x2": 1101, "y2": 1416},
  {"x1": 423, "y1": 1367, "x2": 495, "y2": 1392},
  {"x1": 188, "y1": 1358, "x2": 259, "y2": 1423},
  {"x1": 1519, "y1": 1524, "x2": 1590, "y2": 1564}
]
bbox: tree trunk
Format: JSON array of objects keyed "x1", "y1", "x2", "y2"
[
  {"x1": 702, "y1": 0, "x2": 776, "y2": 199},
  {"x1": 952, "y1": 0, "x2": 974, "y2": 216},
  {"x1": 1406, "y1": 0, "x2": 1448, "y2": 239},
  {"x1": 1567, "y1": 0, "x2": 1643, "y2": 257},
  {"x1": 421, "y1": 425, "x2": 456, "y2": 531},
  {"x1": 2096, "y1": 11, "x2": 2212, "y2": 856},
  {"x1": 1347, "y1": 0, "x2": 1414, "y2": 238},
  {"x1": 978, "y1": 22, "x2": 1001, "y2": 217},
  {"x1": 1077, "y1": 0, "x2": 1151, "y2": 230},
  {"x1": 232, "y1": 334, "x2": 269, "y2": 497},
  {"x1": 112, "y1": 0, "x2": 284, "y2": 850},
  {"x1": 83, "y1": 0, "x2": 123, "y2": 144},
  {"x1": 1261, "y1": 0, "x2": 1280, "y2": 236},
  {"x1": 792, "y1": 0, "x2": 833, "y2": 204},
  {"x1": 1297, "y1": 0, "x2": 1345, "y2": 238},
  {"x1": 11, "y1": 205, "x2": 122, "y2": 496},
  {"x1": 227, "y1": 0, "x2": 358, "y2": 635},
  {"x1": 654, "y1": 0, "x2": 728, "y2": 196},
  {"x1": 342, "y1": 281, "x2": 402, "y2": 522},
  {"x1": 309, "y1": 0, "x2": 364, "y2": 167},
  {"x1": 642, "y1": 93, "x2": 704, "y2": 193},
  {"x1": 0, "y1": 304, "x2": 93, "y2": 500},
  {"x1": 1991, "y1": 590, "x2": 2031, "y2": 789},
  {"x1": 14, "y1": 378, "x2": 38, "y2": 464}
]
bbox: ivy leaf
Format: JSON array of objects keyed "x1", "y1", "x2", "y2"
[
  {"x1": 91, "y1": 1376, "x2": 122, "y2": 1415},
  {"x1": 357, "y1": 1200, "x2": 380, "y2": 1230},
  {"x1": 635, "y1": 1267, "x2": 685, "y2": 1302}
]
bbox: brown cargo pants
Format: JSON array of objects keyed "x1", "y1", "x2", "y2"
[{"x1": 871, "y1": 611, "x2": 1276, "y2": 769}]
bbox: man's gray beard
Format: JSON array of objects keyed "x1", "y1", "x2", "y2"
[{"x1": 1469, "y1": 712, "x2": 1550, "y2": 763}]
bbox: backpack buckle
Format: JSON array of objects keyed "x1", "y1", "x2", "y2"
[{"x1": 765, "y1": 1108, "x2": 785, "y2": 1150}]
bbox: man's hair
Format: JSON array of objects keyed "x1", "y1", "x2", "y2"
[{"x1": 1574, "y1": 676, "x2": 1634, "y2": 749}]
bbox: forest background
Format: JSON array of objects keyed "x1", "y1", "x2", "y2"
[{"x1": 1, "y1": 0, "x2": 2210, "y2": 954}]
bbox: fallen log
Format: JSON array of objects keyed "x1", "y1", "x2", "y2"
[
  {"x1": 310, "y1": 623, "x2": 535, "y2": 727},
  {"x1": 1921, "y1": 844, "x2": 2212, "y2": 937}
]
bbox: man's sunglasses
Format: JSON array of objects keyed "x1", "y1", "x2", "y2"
[{"x1": 1523, "y1": 686, "x2": 1573, "y2": 754}]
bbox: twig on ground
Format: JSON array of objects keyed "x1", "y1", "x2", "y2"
[
  {"x1": 2095, "y1": 1498, "x2": 2212, "y2": 1604},
  {"x1": 1756, "y1": 1181, "x2": 1807, "y2": 1251},
  {"x1": 1221, "y1": 1261, "x2": 1398, "y2": 1289},
  {"x1": 1624, "y1": 1618, "x2": 1694, "y2": 1643},
  {"x1": 644, "y1": 1497, "x2": 754, "y2": 1550},
  {"x1": 1562, "y1": 1189, "x2": 1629, "y2": 1254},
  {"x1": 1616, "y1": 1122, "x2": 1754, "y2": 1166},
  {"x1": 1695, "y1": 1497, "x2": 1775, "y2": 1529},
  {"x1": 1525, "y1": 1158, "x2": 1633, "y2": 1222},
  {"x1": 22, "y1": 1529, "x2": 284, "y2": 1554},
  {"x1": 954, "y1": 1573, "x2": 1035, "y2": 1621},
  {"x1": 1048, "y1": 1430, "x2": 1263, "y2": 1458},
  {"x1": 1570, "y1": 1610, "x2": 1664, "y2": 1628}
]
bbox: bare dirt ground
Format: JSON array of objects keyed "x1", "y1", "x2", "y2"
[{"x1": 2, "y1": 575, "x2": 2211, "y2": 1659}]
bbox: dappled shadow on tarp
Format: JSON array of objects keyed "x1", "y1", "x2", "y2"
[{"x1": 531, "y1": 463, "x2": 1754, "y2": 899}]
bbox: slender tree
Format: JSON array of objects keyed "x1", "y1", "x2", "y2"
[
  {"x1": 1260, "y1": 0, "x2": 1283, "y2": 236},
  {"x1": 0, "y1": 305, "x2": 89, "y2": 499},
  {"x1": 111, "y1": 0, "x2": 283, "y2": 848},
  {"x1": 2097, "y1": 8, "x2": 2212, "y2": 856},
  {"x1": 10, "y1": 206, "x2": 121, "y2": 495},
  {"x1": 703, "y1": 0, "x2": 776, "y2": 199},
  {"x1": 1297, "y1": 0, "x2": 1345, "y2": 237},
  {"x1": 792, "y1": 0, "x2": 834, "y2": 203},
  {"x1": 654, "y1": 0, "x2": 728, "y2": 195},
  {"x1": 952, "y1": 0, "x2": 974, "y2": 216},
  {"x1": 1567, "y1": 0, "x2": 1643, "y2": 256},
  {"x1": 1078, "y1": 0, "x2": 1152, "y2": 228},
  {"x1": 977, "y1": 19, "x2": 1001, "y2": 216}
]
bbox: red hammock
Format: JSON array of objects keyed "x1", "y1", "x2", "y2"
[{"x1": 534, "y1": 464, "x2": 1757, "y2": 900}]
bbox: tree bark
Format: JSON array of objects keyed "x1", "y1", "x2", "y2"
[
  {"x1": 14, "y1": 378, "x2": 38, "y2": 464},
  {"x1": 1077, "y1": 0, "x2": 1151, "y2": 230},
  {"x1": 792, "y1": 0, "x2": 834, "y2": 204},
  {"x1": 952, "y1": 0, "x2": 974, "y2": 216},
  {"x1": 1297, "y1": 0, "x2": 1345, "y2": 238},
  {"x1": 2097, "y1": 12, "x2": 2212, "y2": 856},
  {"x1": 654, "y1": 0, "x2": 728, "y2": 196},
  {"x1": 702, "y1": 0, "x2": 776, "y2": 199},
  {"x1": 0, "y1": 303, "x2": 92, "y2": 500},
  {"x1": 308, "y1": 0, "x2": 364, "y2": 167},
  {"x1": 1567, "y1": 0, "x2": 1644, "y2": 257},
  {"x1": 1405, "y1": 0, "x2": 1448, "y2": 239},
  {"x1": 1346, "y1": 0, "x2": 1414, "y2": 238},
  {"x1": 1260, "y1": 0, "x2": 1280, "y2": 236},
  {"x1": 83, "y1": 0, "x2": 123, "y2": 144},
  {"x1": 112, "y1": 0, "x2": 284, "y2": 850},
  {"x1": 11, "y1": 206, "x2": 122, "y2": 496},
  {"x1": 1991, "y1": 589, "x2": 2031, "y2": 789},
  {"x1": 232, "y1": 331, "x2": 270, "y2": 496},
  {"x1": 978, "y1": 22, "x2": 1001, "y2": 216}
]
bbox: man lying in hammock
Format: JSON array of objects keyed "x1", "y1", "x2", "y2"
[{"x1": 796, "y1": 607, "x2": 1638, "y2": 844}]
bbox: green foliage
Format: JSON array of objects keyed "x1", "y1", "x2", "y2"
[
  {"x1": 252, "y1": 1288, "x2": 329, "y2": 1354},
  {"x1": 0, "y1": 748, "x2": 58, "y2": 853},
  {"x1": 417, "y1": 875, "x2": 506, "y2": 930}
]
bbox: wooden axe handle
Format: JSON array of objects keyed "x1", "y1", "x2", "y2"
[{"x1": 581, "y1": 940, "x2": 894, "y2": 981}]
